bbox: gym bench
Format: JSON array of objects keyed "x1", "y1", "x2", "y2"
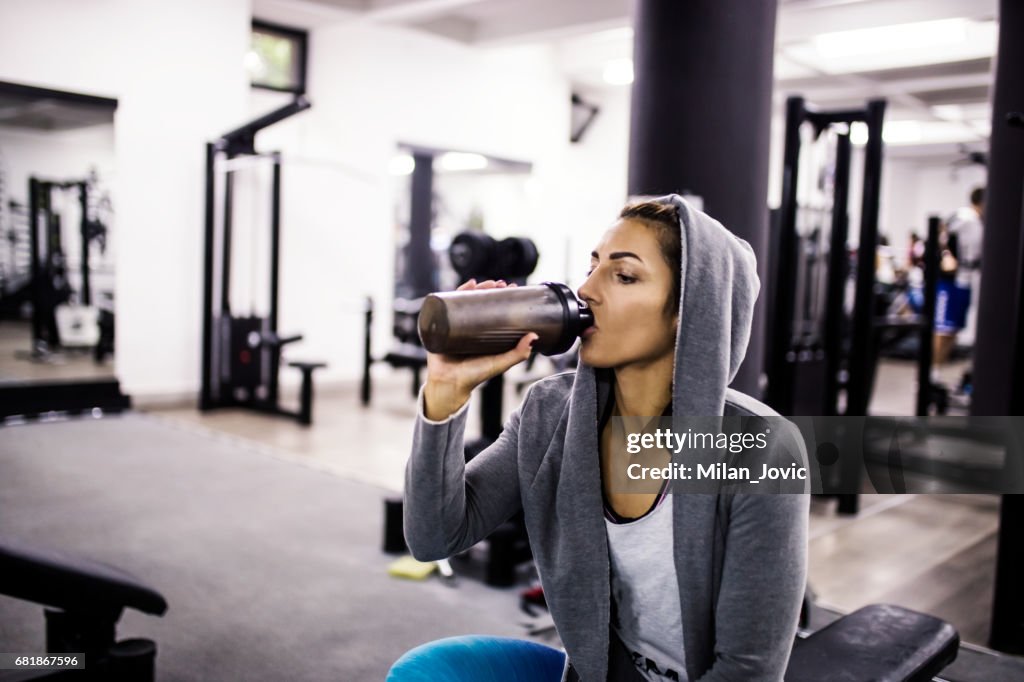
[{"x1": 0, "y1": 538, "x2": 167, "y2": 681}]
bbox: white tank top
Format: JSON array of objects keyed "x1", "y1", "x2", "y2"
[{"x1": 606, "y1": 495, "x2": 688, "y2": 681}]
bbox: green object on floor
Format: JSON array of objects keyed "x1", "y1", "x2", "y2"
[{"x1": 388, "y1": 555, "x2": 437, "y2": 580}]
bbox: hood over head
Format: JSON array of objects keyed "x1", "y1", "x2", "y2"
[
  {"x1": 658, "y1": 193, "x2": 760, "y2": 416},
  {"x1": 579, "y1": 193, "x2": 760, "y2": 417}
]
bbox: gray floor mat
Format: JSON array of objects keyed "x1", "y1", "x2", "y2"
[{"x1": 0, "y1": 413, "x2": 532, "y2": 681}]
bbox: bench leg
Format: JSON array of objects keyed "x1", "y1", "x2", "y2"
[{"x1": 299, "y1": 369, "x2": 314, "y2": 426}]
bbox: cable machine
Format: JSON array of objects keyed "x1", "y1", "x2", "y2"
[
  {"x1": 199, "y1": 96, "x2": 326, "y2": 426},
  {"x1": 765, "y1": 97, "x2": 888, "y2": 515},
  {"x1": 767, "y1": 97, "x2": 885, "y2": 417},
  {"x1": 766, "y1": 96, "x2": 955, "y2": 516}
]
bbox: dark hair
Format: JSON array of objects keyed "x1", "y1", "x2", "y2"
[
  {"x1": 970, "y1": 186, "x2": 984, "y2": 207},
  {"x1": 618, "y1": 201, "x2": 681, "y2": 317}
]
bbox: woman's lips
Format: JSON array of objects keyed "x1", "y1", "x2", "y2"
[{"x1": 582, "y1": 326, "x2": 597, "y2": 339}]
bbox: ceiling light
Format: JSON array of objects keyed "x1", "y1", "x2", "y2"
[
  {"x1": 848, "y1": 121, "x2": 922, "y2": 146},
  {"x1": 930, "y1": 105, "x2": 963, "y2": 121},
  {"x1": 852, "y1": 119, "x2": 987, "y2": 146},
  {"x1": 850, "y1": 122, "x2": 869, "y2": 146},
  {"x1": 603, "y1": 58, "x2": 634, "y2": 85},
  {"x1": 389, "y1": 154, "x2": 415, "y2": 176},
  {"x1": 882, "y1": 121, "x2": 922, "y2": 144},
  {"x1": 813, "y1": 18, "x2": 969, "y2": 59},
  {"x1": 932, "y1": 102, "x2": 991, "y2": 123},
  {"x1": 243, "y1": 50, "x2": 266, "y2": 78},
  {"x1": 968, "y1": 119, "x2": 991, "y2": 137},
  {"x1": 437, "y1": 152, "x2": 488, "y2": 172}
]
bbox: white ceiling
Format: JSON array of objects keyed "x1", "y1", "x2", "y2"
[{"x1": 253, "y1": 0, "x2": 1000, "y2": 156}]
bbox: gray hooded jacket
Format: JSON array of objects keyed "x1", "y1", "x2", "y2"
[{"x1": 404, "y1": 195, "x2": 809, "y2": 681}]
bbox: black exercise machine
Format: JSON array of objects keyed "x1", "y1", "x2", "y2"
[
  {"x1": 23, "y1": 177, "x2": 111, "y2": 360},
  {"x1": 199, "y1": 96, "x2": 326, "y2": 426},
  {"x1": 360, "y1": 231, "x2": 539, "y2": 415},
  {"x1": 766, "y1": 101, "x2": 941, "y2": 413},
  {"x1": 361, "y1": 296, "x2": 429, "y2": 405},
  {"x1": 446, "y1": 231, "x2": 539, "y2": 447},
  {"x1": 766, "y1": 97, "x2": 953, "y2": 515},
  {"x1": 0, "y1": 200, "x2": 34, "y2": 320},
  {"x1": 0, "y1": 537, "x2": 167, "y2": 680},
  {"x1": 766, "y1": 96, "x2": 888, "y2": 420}
]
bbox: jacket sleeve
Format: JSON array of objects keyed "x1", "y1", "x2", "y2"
[
  {"x1": 698, "y1": 492, "x2": 809, "y2": 682},
  {"x1": 403, "y1": 385, "x2": 527, "y2": 561}
]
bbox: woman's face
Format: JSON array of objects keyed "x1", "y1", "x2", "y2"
[{"x1": 577, "y1": 218, "x2": 678, "y2": 369}]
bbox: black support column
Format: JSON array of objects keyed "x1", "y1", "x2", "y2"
[
  {"x1": 627, "y1": 0, "x2": 778, "y2": 397},
  {"x1": 847, "y1": 100, "x2": 887, "y2": 417},
  {"x1": 973, "y1": 0, "x2": 1024, "y2": 418},
  {"x1": 200, "y1": 143, "x2": 217, "y2": 410},
  {"x1": 28, "y1": 178, "x2": 43, "y2": 350},
  {"x1": 78, "y1": 182, "x2": 91, "y2": 306},
  {"x1": 978, "y1": 0, "x2": 1024, "y2": 655},
  {"x1": 407, "y1": 152, "x2": 436, "y2": 298}
]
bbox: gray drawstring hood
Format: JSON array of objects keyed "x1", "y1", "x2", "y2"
[{"x1": 659, "y1": 193, "x2": 760, "y2": 415}]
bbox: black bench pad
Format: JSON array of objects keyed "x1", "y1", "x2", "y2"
[
  {"x1": 786, "y1": 604, "x2": 959, "y2": 682},
  {"x1": 0, "y1": 537, "x2": 167, "y2": 616}
]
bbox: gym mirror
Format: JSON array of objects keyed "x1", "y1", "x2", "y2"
[{"x1": 0, "y1": 82, "x2": 118, "y2": 397}]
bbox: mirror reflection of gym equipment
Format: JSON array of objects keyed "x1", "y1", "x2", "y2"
[
  {"x1": 0, "y1": 81, "x2": 128, "y2": 419},
  {"x1": 22, "y1": 176, "x2": 114, "y2": 363},
  {"x1": 362, "y1": 144, "x2": 537, "y2": 409}
]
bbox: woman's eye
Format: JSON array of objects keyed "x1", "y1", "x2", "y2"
[{"x1": 617, "y1": 273, "x2": 636, "y2": 284}]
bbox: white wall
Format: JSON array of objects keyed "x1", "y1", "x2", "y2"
[
  {"x1": 0, "y1": 125, "x2": 116, "y2": 205},
  {"x1": 0, "y1": 1, "x2": 643, "y2": 397},
  {"x1": 881, "y1": 158, "x2": 986, "y2": 264},
  {"x1": 0, "y1": 0, "x2": 255, "y2": 398},
  {"x1": 911, "y1": 163, "x2": 987, "y2": 229},
  {"x1": 559, "y1": 86, "x2": 632, "y2": 292},
  {"x1": 237, "y1": 22, "x2": 603, "y2": 385},
  {"x1": 879, "y1": 159, "x2": 921, "y2": 250},
  {"x1": 243, "y1": 31, "x2": 996, "y2": 389},
  {"x1": 765, "y1": 104, "x2": 988, "y2": 266},
  {"x1": 21, "y1": 4, "x2": 988, "y2": 397},
  {"x1": 210, "y1": 21, "x2": 998, "y2": 391}
]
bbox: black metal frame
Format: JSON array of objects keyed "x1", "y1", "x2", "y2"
[
  {"x1": 0, "y1": 379, "x2": 131, "y2": 421},
  {"x1": 570, "y1": 92, "x2": 600, "y2": 144},
  {"x1": 199, "y1": 97, "x2": 325, "y2": 425},
  {"x1": 0, "y1": 80, "x2": 118, "y2": 116},
  {"x1": 766, "y1": 97, "x2": 888, "y2": 421},
  {"x1": 767, "y1": 97, "x2": 962, "y2": 517},
  {"x1": 27, "y1": 177, "x2": 92, "y2": 355},
  {"x1": 250, "y1": 19, "x2": 309, "y2": 95},
  {"x1": 915, "y1": 217, "x2": 940, "y2": 416},
  {"x1": 766, "y1": 98, "x2": 888, "y2": 516}
]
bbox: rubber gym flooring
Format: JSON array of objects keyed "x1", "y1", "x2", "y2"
[
  {"x1": 0, "y1": 412, "x2": 526, "y2": 681},
  {"x1": 1, "y1": 363, "x2": 1018, "y2": 680}
]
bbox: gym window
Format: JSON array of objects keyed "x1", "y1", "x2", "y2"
[{"x1": 246, "y1": 20, "x2": 308, "y2": 94}]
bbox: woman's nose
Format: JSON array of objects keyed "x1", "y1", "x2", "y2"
[{"x1": 578, "y1": 277, "x2": 594, "y2": 306}]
